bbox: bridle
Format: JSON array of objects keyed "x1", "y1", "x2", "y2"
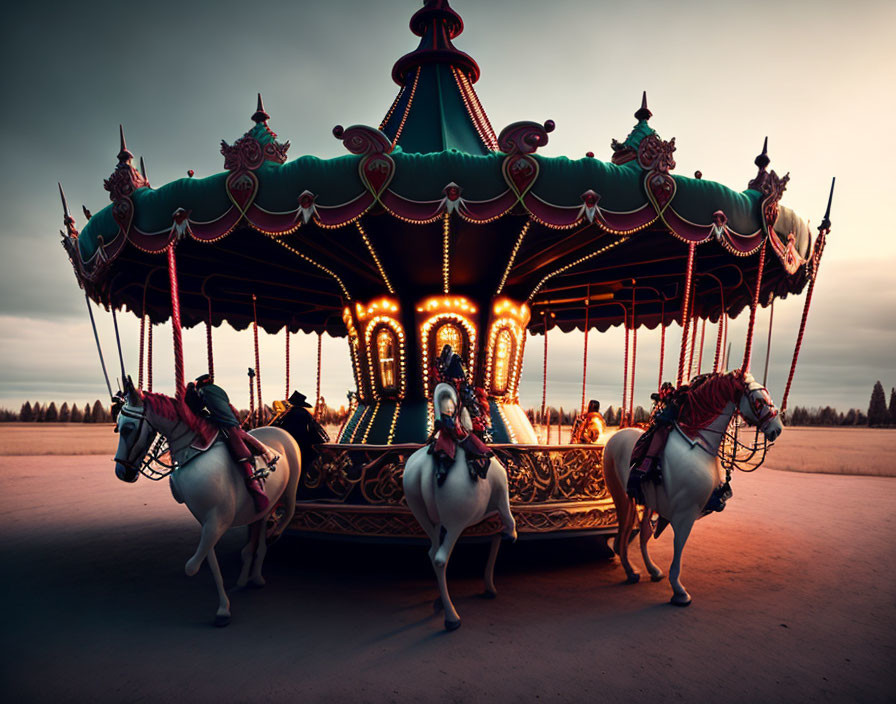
[
  {"x1": 743, "y1": 384, "x2": 780, "y2": 433},
  {"x1": 677, "y1": 381, "x2": 780, "y2": 475},
  {"x1": 114, "y1": 404, "x2": 178, "y2": 480},
  {"x1": 719, "y1": 383, "x2": 780, "y2": 475}
]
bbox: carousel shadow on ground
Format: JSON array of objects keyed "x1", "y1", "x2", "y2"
[{"x1": 265, "y1": 532, "x2": 616, "y2": 583}]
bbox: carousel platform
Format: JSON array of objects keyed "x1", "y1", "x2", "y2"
[{"x1": 288, "y1": 442, "x2": 615, "y2": 541}]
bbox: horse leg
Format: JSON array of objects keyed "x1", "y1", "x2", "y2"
[
  {"x1": 237, "y1": 521, "x2": 263, "y2": 588},
  {"x1": 640, "y1": 509, "x2": 664, "y2": 581},
  {"x1": 668, "y1": 515, "x2": 695, "y2": 606},
  {"x1": 616, "y1": 500, "x2": 640, "y2": 583},
  {"x1": 185, "y1": 511, "x2": 229, "y2": 577},
  {"x1": 205, "y1": 548, "x2": 231, "y2": 627},
  {"x1": 432, "y1": 526, "x2": 463, "y2": 630},
  {"x1": 494, "y1": 477, "x2": 517, "y2": 541},
  {"x1": 249, "y1": 521, "x2": 268, "y2": 587},
  {"x1": 482, "y1": 534, "x2": 501, "y2": 598}
]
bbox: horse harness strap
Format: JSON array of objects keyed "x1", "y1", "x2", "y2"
[{"x1": 672, "y1": 422, "x2": 719, "y2": 458}]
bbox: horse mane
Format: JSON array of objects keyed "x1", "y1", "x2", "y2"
[
  {"x1": 678, "y1": 370, "x2": 745, "y2": 435},
  {"x1": 140, "y1": 391, "x2": 217, "y2": 445}
]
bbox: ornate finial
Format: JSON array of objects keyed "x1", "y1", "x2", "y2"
[
  {"x1": 695, "y1": 170, "x2": 703, "y2": 179},
  {"x1": 58, "y1": 182, "x2": 78, "y2": 239},
  {"x1": 252, "y1": 93, "x2": 270, "y2": 124},
  {"x1": 748, "y1": 137, "x2": 777, "y2": 192},
  {"x1": 393, "y1": 0, "x2": 479, "y2": 85},
  {"x1": 139, "y1": 156, "x2": 148, "y2": 180},
  {"x1": 58, "y1": 182, "x2": 71, "y2": 218},
  {"x1": 820, "y1": 177, "x2": 835, "y2": 232},
  {"x1": 754, "y1": 136, "x2": 770, "y2": 170},
  {"x1": 634, "y1": 91, "x2": 652, "y2": 122},
  {"x1": 117, "y1": 125, "x2": 134, "y2": 163},
  {"x1": 82, "y1": 205, "x2": 92, "y2": 221}
]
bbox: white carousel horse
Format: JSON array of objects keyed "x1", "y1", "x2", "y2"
[
  {"x1": 602, "y1": 370, "x2": 783, "y2": 606},
  {"x1": 403, "y1": 382, "x2": 517, "y2": 631},
  {"x1": 113, "y1": 381, "x2": 301, "y2": 626}
]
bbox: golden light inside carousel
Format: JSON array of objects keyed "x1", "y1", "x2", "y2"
[
  {"x1": 363, "y1": 315, "x2": 407, "y2": 401},
  {"x1": 493, "y1": 329, "x2": 512, "y2": 394},
  {"x1": 483, "y1": 297, "x2": 530, "y2": 401},
  {"x1": 416, "y1": 295, "x2": 478, "y2": 315},
  {"x1": 356, "y1": 297, "x2": 400, "y2": 321}
]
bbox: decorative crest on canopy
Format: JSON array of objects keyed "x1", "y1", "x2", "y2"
[
  {"x1": 611, "y1": 92, "x2": 656, "y2": 165},
  {"x1": 103, "y1": 126, "x2": 149, "y2": 237}
]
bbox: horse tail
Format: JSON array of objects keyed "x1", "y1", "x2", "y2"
[
  {"x1": 250, "y1": 426, "x2": 301, "y2": 541},
  {"x1": 602, "y1": 433, "x2": 636, "y2": 555},
  {"x1": 272, "y1": 433, "x2": 301, "y2": 541}
]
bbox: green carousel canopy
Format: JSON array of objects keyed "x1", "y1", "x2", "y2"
[{"x1": 61, "y1": 0, "x2": 816, "y2": 340}]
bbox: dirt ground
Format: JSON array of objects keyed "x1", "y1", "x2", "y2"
[{"x1": 0, "y1": 453, "x2": 893, "y2": 703}]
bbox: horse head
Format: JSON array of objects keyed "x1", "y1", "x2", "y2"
[
  {"x1": 433, "y1": 382, "x2": 472, "y2": 431},
  {"x1": 738, "y1": 371, "x2": 783, "y2": 441},
  {"x1": 113, "y1": 378, "x2": 157, "y2": 483}
]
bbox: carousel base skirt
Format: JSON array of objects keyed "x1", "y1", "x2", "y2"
[{"x1": 288, "y1": 442, "x2": 616, "y2": 540}]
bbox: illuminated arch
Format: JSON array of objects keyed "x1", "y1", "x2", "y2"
[
  {"x1": 363, "y1": 316, "x2": 407, "y2": 400},
  {"x1": 484, "y1": 318, "x2": 524, "y2": 398},
  {"x1": 420, "y1": 312, "x2": 477, "y2": 404}
]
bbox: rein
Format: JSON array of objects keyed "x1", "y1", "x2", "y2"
[
  {"x1": 676, "y1": 383, "x2": 778, "y2": 481},
  {"x1": 115, "y1": 405, "x2": 192, "y2": 481},
  {"x1": 719, "y1": 416, "x2": 771, "y2": 475}
]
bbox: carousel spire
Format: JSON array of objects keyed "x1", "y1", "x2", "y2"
[
  {"x1": 634, "y1": 91, "x2": 652, "y2": 122},
  {"x1": 382, "y1": 0, "x2": 497, "y2": 153},
  {"x1": 252, "y1": 93, "x2": 270, "y2": 124}
]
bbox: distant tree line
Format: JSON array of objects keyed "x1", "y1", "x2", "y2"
[
  {"x1": 3, "y1": 383, "x2": 893, "y2": 428},
  {"x1": 0, "y1": 399, "x2": 351, "y2": 426},
  {"x1": 523, "y1": 382, "x2": 896, "y2": 430},
  {"x1": 0, "y1": 400, "x2": 113, "y2": 423},
  {"x1": 789, "y1": 382, "x2": 896, "y2": 428}
]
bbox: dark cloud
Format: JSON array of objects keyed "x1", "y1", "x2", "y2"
[{"x1": 1, "y1": 0, "x2": 894, "y2": 409}]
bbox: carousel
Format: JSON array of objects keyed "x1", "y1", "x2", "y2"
[{"x1": 59, "y1": 0, "x2": 830, "y2": 542}]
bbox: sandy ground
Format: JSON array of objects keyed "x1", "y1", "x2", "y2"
[
  {"x1": 0, "y1": 422, "x2": 344, "y2": 456},
  {"x1": 0, "y1": 454, "x2": 893, "y2": 703},
  {"x1": 3, "y1": 424, "x2": 894, "y2": 477}
]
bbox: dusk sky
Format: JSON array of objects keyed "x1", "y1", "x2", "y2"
[{"x1": 1, "y1": 0, "x2": 893, "y2": 415}]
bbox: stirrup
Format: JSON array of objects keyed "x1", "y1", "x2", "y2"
[{"x1": 251, "y1": 465, "x2": 272, "y2": 481}]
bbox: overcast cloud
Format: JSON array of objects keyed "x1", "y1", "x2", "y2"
[{"x1": 1, "y1": 0, "x2": 893, "y2": 412}]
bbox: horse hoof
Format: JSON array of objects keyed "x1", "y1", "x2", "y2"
[
  {"x1": 444, "y1": 618, "x2": 461, "y2": 632},
  {"x1": 481, "y1": 589, "x2": 498, "y2": 599},
  {"x1": 432, "y1": 597, "x2": 444, "y2": 613},
  {"x1": 248, "y1": 580, "x2": 266, "y2": 590},
  {"x1": 650, "y1": 573, "x2": 664, "y2": 582},
  {"x1": 625, "y1": 573, "x2": 641, "y2": 584},
  {"x1": 670, "y1": 595, "x2": 692, "y2": 607},
  {"x1": 214, "y1": 614, "x2": 231, "y2": 627}
]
